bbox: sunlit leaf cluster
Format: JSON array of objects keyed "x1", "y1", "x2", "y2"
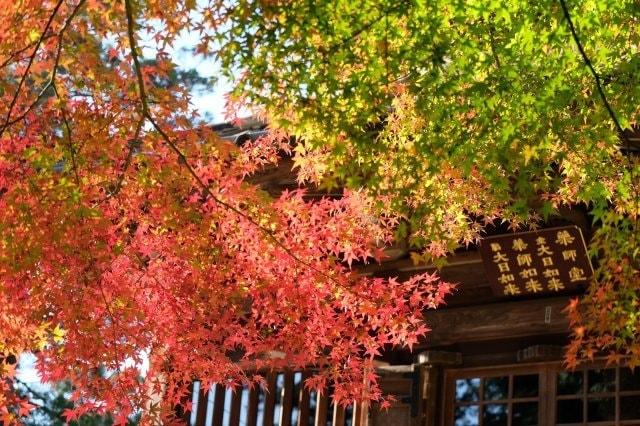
[
  {"x1": 215, "y1": 0, "x2": 640, "y2": 367},
  {"x1": 0, "y1": 0, "x2": 454, "y2": 423}
]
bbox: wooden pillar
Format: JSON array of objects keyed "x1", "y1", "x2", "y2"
[
  {"x1": 247, "y1": 386, "x2": 259, "y2": 426},
  {"x1": 194, "y1": 383, "x2": 208, "y2": 426},
  {"x1": 263, "y1": 373, "x2": 277, "y2": 426},
  {"x1": 415, "y1": 351, "x2": 462, "y2": 426},
  {"x1": 332, "y1": 404, "x2": 345, "y2": 426},
  {"x1": 212, "y1": 384, "x2": 225, "y2": 426},
  {"x1": 417, "y1": 365, "x2": 439, "y2": 426},
  {"x1": 280, "y1": 371, "x2": 294, "y2": 426},
  {"x1": 314, "y1": 392, "x2": 329, "y2": 426},
  {"x1": 229, "y1": 388, "x2": 242, "y2": 426},
  {"x1": 352, "y1": 402, "x2": 368, "y2": 426},
  {"x1": 297, "y1": 372, "x2": 311, "y2": 426}
]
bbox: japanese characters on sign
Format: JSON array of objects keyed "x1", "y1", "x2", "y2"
[{"x1": 479, "y1": 226, "x2": 593, "y2": 297}]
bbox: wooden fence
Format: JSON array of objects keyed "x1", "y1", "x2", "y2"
[{"x1": 187, "y1": 371, "x2": 368, "y2": 426}]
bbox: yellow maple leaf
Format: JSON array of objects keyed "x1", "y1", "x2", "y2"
[{"x1": 523, "y1": 144, "x2": 537, "y2": 164}]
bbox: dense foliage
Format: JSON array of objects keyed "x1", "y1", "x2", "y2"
[
  {"x1": 0, "y1": 0, "x2": 452, "y2": 423},
  {"x1": 216, "y1": 0, "x2": 640, "y2": 366},
  {"x1": 15, "y1": 373, "x2": 134, "y2": 426},
  {"x1": 0, "y1": 0, "x2": 638, "y2": 423}
]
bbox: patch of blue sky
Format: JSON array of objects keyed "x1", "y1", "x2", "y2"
[{"x1": 135, "y1": 4, "x2": 233, "y2": 124}]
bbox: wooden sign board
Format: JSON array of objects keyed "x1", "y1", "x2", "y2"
[{"x1": 479, "y1": 226, "x2": 593, "y2": 297}]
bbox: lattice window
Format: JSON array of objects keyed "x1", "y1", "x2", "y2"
[
  {"x1": 453, "y1": 373, "x2": 540, "y2": 426},
  {"x1": 446, "y1": 363, "x2": 640, "y2": 426},
  {"x1": 555, "y1": 367, "x2": 640, "y2": 425}
]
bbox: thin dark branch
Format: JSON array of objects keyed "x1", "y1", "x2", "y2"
[
  {"x1": 0, "y1": 0, "x2": 86, "y2": 137},
  {"x1": 47, "y1": 0, "x2": 87, "y2": 186},
  {"x1": 384, "y1": 11, "x2": 389, "y2": 86},
  {"x1": 488, "y1": 23, "x2": 501, "y2": 68},
  {"x1": 323, "y1": 2, "x2": 406, "y2": 55},
  {"x1": 0, "y1": 0, "x2": 65, "y2": 139},
  {"x1": 124, "y1": 0, "x2": 150, "y2": 117},
  {"x1": 13, "y1": 378, "x2": 60, "y2": 418},
  {"x1": 124, "y1": 0, "x2": 344, "y2": 286},
  {"x1": 559, "y1": 0, "x2": 639, "y2": 253},
  {"x1": 52, "y1": 84, "x2": 80, "y2": 185},
  {"x1": 96, "y1": 277, "x2": 137, "y2": 412},
  {"x1": 104, "y1": 116, "x2": 144, "y2": 199},
  {"x1": 96, "y1": 0, "x2": 146, "y2": 200},
  {"x1": 558, "y1": 0, "x2": 625, "y2": 138},
  {"x1": 0, "y1": 34, "x2": 57, "y2": 70}
]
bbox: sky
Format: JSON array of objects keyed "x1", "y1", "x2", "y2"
[{"x1": 165, "y1": 29, "x2": 233, "y2": 124}]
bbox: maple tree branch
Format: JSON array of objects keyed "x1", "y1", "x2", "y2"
[
  {"x1": 147, "y1": 116, "x2": 345, "y2": 286},
  {"x1": 488, "y1": 23, "x2": 501, "y2": 69},
  {"x1": 96, "y1": 278, "x2": 138, "y2": 411},
  {"x1": 124, "y1": 0, "x2": 344, "y2": 286},
  {"x1": 558, "y1": 0, "x2": 625, "y2": 138},
  {"x1": 100, "y1": 0, "x2": 147, "y2": 200},
  {"x1": 48, "y1": 0, "x2": 87, "y2": 187},
  {"x1": 384, "y1": 12, "x2": 389, "y2": 86},
  {"x1": 124, "y1": 0, "x2": 149, "y2": 118},
  {"x1": 324, "y1": 3, "x2": 406, "y2": 55},
  {"x1": 0, "y1": 0, "x2": 86, "y2": 138},
  {"x1": 560, "y1": 0, "x2": 639, "y2": 253},
  {"x1": 0, "y1": 33, "x2": 57, "y2": 70},
  {"x1": 13, "y1": 378, "x2": 59, "y2": 418},
  {"x1": 104, "y1": 116, "x2": 144, "y2": 199},
  {"x1": 0, "y1": 0, "x2": 65, "y2": 139},
  {"x1": 52, "y1": 83, "x2": 80, "y2": 185}
]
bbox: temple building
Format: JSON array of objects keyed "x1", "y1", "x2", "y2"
[{"x1": 186, "y1": 120, "x2": 640, "y2": 426}]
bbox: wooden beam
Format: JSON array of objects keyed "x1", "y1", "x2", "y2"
[
  {"x1": 313, "y1": 392, "x2": 328, "y2": 426},
  {"x1": 247, "y1": 386, "x2": 259, "y2": 426},
  {"x1": 280, "y1": 371, "x2": 294, "y2": 426},
  {"x1": 358, "y1": 250, "x2": 481, "y2": 275},
  {"x1": 262, "y1": 373, "x2": 277, "y2": 426},
  {"x1": 423, "y1": 296, "x2": 570, "y2": 347},
  {"x1": 332, "y1": 404, "x2": 345, "y2": 426},
  {"x1": 229, "y1": 387, "x2": 242, "y2": 426},
  {"x1": 351, "y1": 402, "x2": 367, "y2": 426},
  {"x1": 378, "y1": 378, "x2": 413, "y2": 397},
  {"x1": 194, "y1": 383, "x2": 208, "y2": 426},
  {"x1": 212, "y1": 384, "x2": 225, "y2": 426},
  {"x1": 416, "y1": 351, "x2": 462, "y2": 366},
  {"x1": 297, "y1": 372, "x2": 310, "y2": 426}
]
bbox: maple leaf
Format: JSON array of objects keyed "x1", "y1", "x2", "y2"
[
  {"x1": 62, "y1": 408, "x2": 79, "y2": 422},
  {"x1": 17, "y1": 401, "x2": 34, "y2": 417},
  {"x1": 107, "y1": 47, "x2": 119, "y2": 62},
  {"x1": 5, "y1": 0, "x2": 638, "y2": 420}
]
